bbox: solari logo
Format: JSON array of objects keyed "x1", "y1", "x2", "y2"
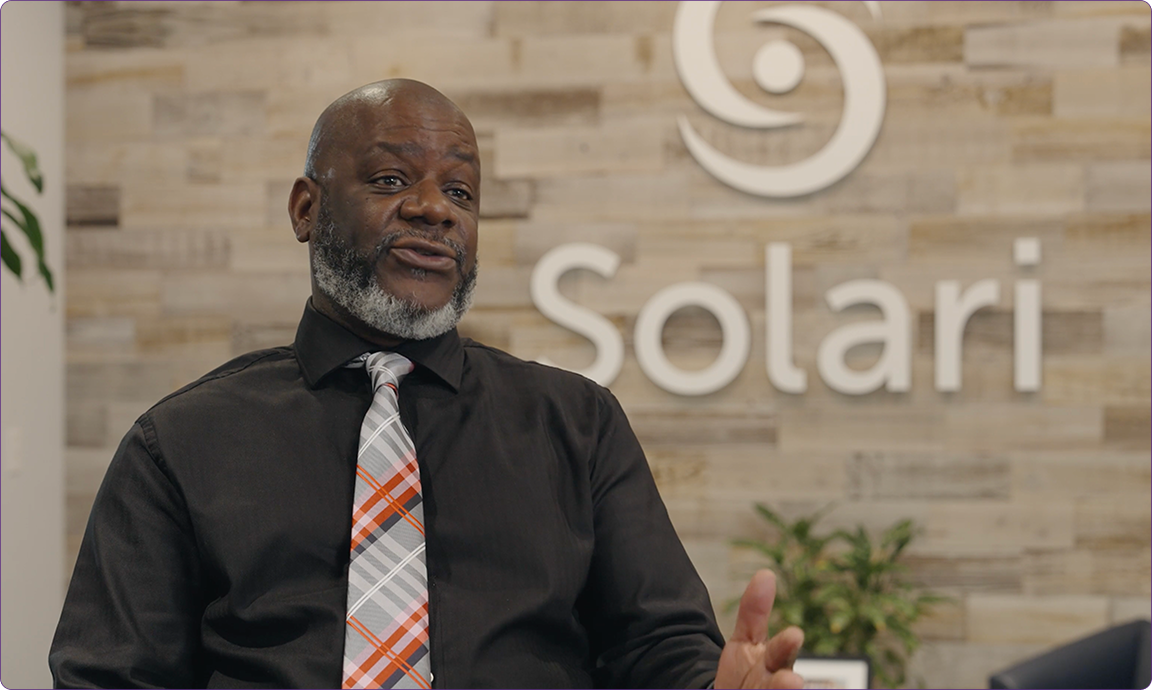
[
  {"x1": 527, "y1": 2, "x2": 1043, "y2": 397},
  {"x1": 673, "y1": 1, "x2": 886, "y2": 197}
]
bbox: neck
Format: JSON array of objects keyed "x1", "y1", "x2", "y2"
[{"x1": 310, "y1": 288, "x2": 408, "y2": 349}]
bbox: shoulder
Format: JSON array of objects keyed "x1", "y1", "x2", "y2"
[
  {"x1": 143, "y1": 346, "x2": 297, "y2": 421},
  {"x1": 460, "y1": 337, "x2": 608, "y2": 398}
]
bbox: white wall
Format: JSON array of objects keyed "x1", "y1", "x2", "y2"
[{"x1": 1, "y1": 1, "x2": 66, "y2": 687}]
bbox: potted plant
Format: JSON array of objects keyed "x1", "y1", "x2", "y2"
[{"x1": 732, "y1": 504, "x2": 946, "y2": 688}]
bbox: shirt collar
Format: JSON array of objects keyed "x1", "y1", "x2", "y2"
[{"x1": 294, "y1": 300, "x2": 463, "y2": 392}]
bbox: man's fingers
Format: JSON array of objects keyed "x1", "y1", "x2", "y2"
[
  {"x1": 764, "y1": 626, "x2": 804, "y2": 672},
  {"x1": 731, "y1": 570, "x2": 778, "y2": 643},
  {"x1": 768, "y1": 669, "x2": 806, "y2": 690}
]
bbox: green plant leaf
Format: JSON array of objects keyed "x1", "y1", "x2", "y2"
[
  {"x1": 1, "y1": 131, "x2": 43, "y2": 193},
  {"x1": 731, "y1": 538, "x2": 785, "y2": 565},
  {"x1": 1, "y1": 229, "x2": 22, "y2": 278},
  {"x1": 1, "y1": 184, "x2": 53, "y2": 292}
]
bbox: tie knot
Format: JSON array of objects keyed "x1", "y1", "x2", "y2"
[{"x1": 362, "y1": 352, "x2": 414, "y2": 394}]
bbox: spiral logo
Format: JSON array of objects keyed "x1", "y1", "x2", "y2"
[{"x1": 673, "y1": 1, "x2": 886, "y2": 198}]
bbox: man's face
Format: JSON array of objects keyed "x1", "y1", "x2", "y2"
[{"x1": 308, "y1": 94, "x2": 480, "y2": 337}]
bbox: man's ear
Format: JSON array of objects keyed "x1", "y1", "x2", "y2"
[{"x1": 289, "y1": 177, "x2": 321, "y2": 243}]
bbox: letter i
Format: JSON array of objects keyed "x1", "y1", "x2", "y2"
[{"x1": 1014, "y1": 238, "x2": 1041, "y2": 392}]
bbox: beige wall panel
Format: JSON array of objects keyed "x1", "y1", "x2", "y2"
[
  {"x1": 911, "y1": 596, "x2": 966, "y2": 641},
  {"x1": 135, "y1": 315, "x2": 233, "y2": 359},
  {"x1": 1054, "y1": 2, "x2": 1152, "y2": 18},
  {"x1": 879, "y1": 2, "x2": 1054, "y2": 26},
  {"x1": 1042, "y1": 356, "x2": 1150, "y2": 405},
  {"x1": 1042, "y1": 255, "x2": 1151, "y2": 309},
  {"x1": 470, "y1": 267, "x2": 535, "y2": 309},
  {"x1": 885, "y1": 64, "x2": 1053, "y2": 118},
  {"x1": 1075, "y1": 498, "x2": 1152, "y2": 550},
  {"x1": 324, "y1": 1, "x2": 493, "y2": 39},
  {"x1": 908, "y1": 641, "x2": 1045, "y2": 690},
  {"x1": 66, "y1": 401, "x2": 107, "y2": 449},
  {"x1": 533, "y1": 172, "x2": 694, "y2": 222},
  {"x1": 348, "y1": 35, "x2": 516, "y2": 91},
  {"x1": 120, "y1": 182, "x2": 265, "y2": 230},
  {"x1": 956, "y1": 164, "x2": 1084, "y2": 215},
  {"x1": 1011, "y1": 450, "x2": 1151, "y2": 500},
  {"x1": 918, "y1": 310, "x2": 1103, "y2": 357},
  {"x1": 1084, "y1": 162, "x2": 1152, "y2": 212},
  {"x1": 152, "y1": 90, "x2": 266, "y2": 140},
  {"x1": 968, "y1": 594, "x2": 1110, "y2": 645},
  {"x1": 1054, "y1": 66, "x2": 1152, "y2": 119},
  {"x1": 1011, "y1": 116, "x2": 1151, "y2": 163},
  {"x1": 454, "y1": 88, "x2": 601, "y2": 132},
  {"x1": 1021, "y1": 550, "x2": 1096, "y2": 596},
  {"x1": 471, "y1": 220, "x2": 518, "y2": 267},
  {"x1": 494, "y1": 123, "x2": 665, "y2": 179},
  {"x1": 1103, "y1": 404, "x2": 1152, "y2": 448},
  {"x1": 66, "y1": 269, "x2": 162, "y2": 320},
  {"x1": 160, "y1": 271, "x2": 312, "y2": 322},
  {"x1": 1121, "y1": 23, "x2": 1152, "y2": 62},
  {"x1": 945, "y1": 405, "x2": 1102, "y2": 450},
  {"x1": 1104, "y1": 305, "x2": 1152, "y2": 353},
  {"x1": 867, "y1": 115, "x2": 1012, "y2": 168},
  {"x1": 846, "y1": 451, "x2": 1010, "y2": 500},
  {"x1": 266, "y1": 87, "x2": 352, "y2": 141},
  {"x1": 67, "y1": 228, "x2": 230, "y2": 270},
  {"x1": 1092, "y1": 549, "x2": 1152, "y2": 595},
  {"x1": 231, "y1": 321, "x2": 300, "y2": 357},
  {"x1": 909, "y1": 215, "x2": 1064, "y2": 264},
  {"x1": 183, "y1": 37, "x2": 352, "y2": 93},
  {"x1": 66, "y1": 46, "x2": 184, "y2": 90},
  {"x1": 1066, "y1": 212, "x2": 1152, "y2": 255},
  {"x1": 777, "y1": 407, "x2": 943, "y2": 452},
  {"x1": 696, "y1": 446, "x2": 846, "y2": 499},
  {"x1": 229, "y1": 231, "x2": 308, "y2": 274},
  {"x1": 66, "y1": 86, "x2": 152, "y2": 142},
  {"x1": 904, "y1": 555, "x2": 1022, "y2": 592},
  {"x1": 518, "y1": 34, "x2": 645, "y2": 87},
  {"x1": 1110, "y1": 596, "x2": 1152, "y2": 623},
  {"x1": 513, "y1": 222, "x2": 637, "y2": 265},
  {"x1": 493, "y1": 2, "x2": 676, "y2": 37},
  {"x1": 217, "y1": 139, "x2": 304, "y2": 183},
  {"x1": 66, "y1": 317, "x2": 136, "y2": 361},
  {"x1": 964, "y1": 18, "x2": 1122, "y2": 69},
  {"x1": 67, "y1": 361, "x2": 174, "y2": 404},
  {"x1": 816, "y1": 501, "x2": 1073, "y2": 557},
  {"x1": 66, "y1": 142, "x2": 189, "y2": 185}
]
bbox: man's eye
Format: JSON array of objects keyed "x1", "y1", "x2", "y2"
[
  {"x1": 373, "y1": 175, "x2": 404, "y2": 187},
  {"x1": 446, "y1": 188, "x2": 473, "y2": 201}
]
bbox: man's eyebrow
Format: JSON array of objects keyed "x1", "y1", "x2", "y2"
[{"x1": 374, "y1": 141, "x2": 478, "y2": 167}]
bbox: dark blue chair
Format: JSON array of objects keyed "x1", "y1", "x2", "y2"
[{"x1": 988, "y1": 619, "x2": 1151, "y2": 689}]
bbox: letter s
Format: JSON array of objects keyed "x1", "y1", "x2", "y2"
[{"x1": 530, "y1": 243, "x2": 624, "y2": 387}]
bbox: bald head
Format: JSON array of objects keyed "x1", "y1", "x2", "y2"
[{"x1": 303, "y1": 79, "x2": 472, "y2": 183}]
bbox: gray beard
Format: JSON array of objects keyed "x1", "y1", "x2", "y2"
[{"x1": 311, "y1": 203, "x2": 477, "y2": 341}]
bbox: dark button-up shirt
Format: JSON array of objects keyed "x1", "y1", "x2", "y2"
[{"x1": 51, "y1": 302, "x2": 724, "y2": 688}]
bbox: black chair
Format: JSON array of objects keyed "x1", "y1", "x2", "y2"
[{"x1": 988, "y1": 619, "x2": 1151, "y2": 689}]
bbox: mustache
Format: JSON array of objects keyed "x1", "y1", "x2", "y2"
[{"x1": 372, "y1": 231, "x2": 468, "y2": 274}]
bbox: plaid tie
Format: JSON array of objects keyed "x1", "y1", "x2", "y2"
[{"x1": 342, "y1": 352, "x2": 432, "y2": 689}]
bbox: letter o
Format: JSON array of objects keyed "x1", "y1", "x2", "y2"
[{"x1": 634, "y1": 282, "x2": 750, "y2": 396}]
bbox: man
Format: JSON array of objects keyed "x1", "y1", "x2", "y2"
[{"x1": 50, "y1": 80, "x2": 803, "y2": 689}]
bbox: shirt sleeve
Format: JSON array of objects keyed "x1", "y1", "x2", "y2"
[
  {"x1": 577, "y1": 390, "x2": 725, "y2": 689},
  {"x1": 50, "y1": 419, "x2": 205, "y2": 688}
]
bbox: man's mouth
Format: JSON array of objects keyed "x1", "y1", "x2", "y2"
[{"x1": 384, "y1": 236, "x2": 459, "y2": 274}]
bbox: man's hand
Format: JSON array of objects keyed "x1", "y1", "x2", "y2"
[{"x1": 714, "y1": 570, "x2": 806, "y2": 689}]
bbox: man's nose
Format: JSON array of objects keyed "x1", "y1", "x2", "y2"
[{"x1": 399, "y1": 180, "x2": 454, "y2": 229}]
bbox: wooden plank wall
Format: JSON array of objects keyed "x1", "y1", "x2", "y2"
[{"x1": 63, "y1": 2, "x2": 1150, "y2": 686}]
